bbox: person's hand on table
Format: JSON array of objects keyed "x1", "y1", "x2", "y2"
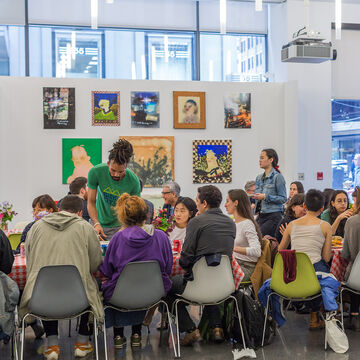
[
  {"x1": 94, "y1": 223, "x2": 107, "y2": 241},
  {"x1": 253, "y1": 193, "x2": 265, "y2": 201}
]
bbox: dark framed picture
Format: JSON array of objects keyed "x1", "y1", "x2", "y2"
[
  {"x1": 43, "y1": 87, "x2": 75, "y2": 129},
  {"x1": 92, "y1": 91, "x2": 120, "y2": 126},
  {"x1": 173, "y1": 91, "x2": 206, "y2": 129},
  {"x1": 131, "y1": 91, "x2": 160, "y2": 128}
]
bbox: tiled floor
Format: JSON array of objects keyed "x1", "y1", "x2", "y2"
[{"x1": 1, "y1": 311, "x2": 359, "y2": 360}]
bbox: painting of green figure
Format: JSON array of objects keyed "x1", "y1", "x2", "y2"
[
  {"x1": 123, "y1": 136, "x2": 174, "y2": 188},
  {"x1": 193, "y1": 140, "x2": 232, "y2": 183}
]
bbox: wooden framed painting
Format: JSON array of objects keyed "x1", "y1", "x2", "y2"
[
  {"x1": 122, "y1": 136, "x2": 174, "y2": 188},
  {"x1": 173, "y1": 91, "x2": 206, "y2": 129},
  {"x1": 192, "y1": 139, "x2": 232, "y2": 183},
  {"x1": 92, "y1": 91, "x2": 120, "y2": 126}
]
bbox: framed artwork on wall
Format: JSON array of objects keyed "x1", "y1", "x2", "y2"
[
  {"x1": 192, "y1": 139, "x2": 232, "y2": 183},
  {"x1": 131, "y1": 91, "x2": 160, "y2": 128},
  {"x1": 173, "y1": 91, "x2": 206, "y2": 129},
  {"x1": 92, "y1": 91, "x2": 120, "y2": 126},
  {"x1": 224, "y1": 93, "x2": 251, "y2": 128},
  {"x1": 43, "y1": 87, "x2": 75, "y2": 129},
  {"x1": 123, "y1": 136, "x2": 174, "y2": 188},
  {"x1": 62, "y1": 138, "x2": 102, "y2": 184}
]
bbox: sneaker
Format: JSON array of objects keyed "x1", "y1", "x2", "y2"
[
  {"x1": 43, "y1": 345, "x2": 59, "y2": 360},
  {"x1": 180, "y1": 328, "x2": 202, "y2": 346},
  {"x1": 212, "y1": 327, "x2": 224, "y2": 343},
  {"x1": 74, "y1": 342, "x2": 93, "y2": 358},
  {"x1": 130, "y1": 333, "x2": 142, "y2": 347},
  {"x1": 114, "y1": 335, "x2": 127, "y2": 349}
]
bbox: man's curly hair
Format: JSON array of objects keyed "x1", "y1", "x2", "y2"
[{"x1": 108, "y1": 138, "x2": 134, "y2": 165}]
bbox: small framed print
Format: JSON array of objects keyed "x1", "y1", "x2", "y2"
[
  {"x1": 92, "y1": 91, "x2": 120, "y2": 126},
  {"x1": 173, "y1": 91, "x2": 206, "y2": 129}
]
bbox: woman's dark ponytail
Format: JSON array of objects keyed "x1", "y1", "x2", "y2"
[{"x1": 263, "y1": 148, "x2": 280, "y2": 173}]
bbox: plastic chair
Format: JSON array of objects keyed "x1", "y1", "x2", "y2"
[
  {"x1": 340, "y1": 251, "x2": 360, "y2": 326},
  {"x1": 173, "y1": 255, "x2": 246, "y2": 358},
  {"x1": 261, "y1": 252, "x2": 322, "y2": 346},
  {"x1": 8, "y1": 234, "x2": 21, "y2": 251},
  {"x1": 102, "y1": 261, "x2": 177, "y2": 359},
  {"x1": 20, "y1": 265, "x2": 99, "y2": 360}
]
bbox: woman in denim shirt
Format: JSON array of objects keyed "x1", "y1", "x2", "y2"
[{"x1": 253, "y1": 149, "x2": 287, "y2": 237}]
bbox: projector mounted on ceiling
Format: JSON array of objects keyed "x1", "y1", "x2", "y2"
[{"x1": 281, "y1": 27, "x2": 337, "y2": 63}]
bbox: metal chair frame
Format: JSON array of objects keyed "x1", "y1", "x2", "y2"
[
  {"x1": 173, "y1": 295, "x2": 246, "y2": 357},
  {"x1": 339, "y1": 285, "x2": 360, "y2": 326},
  {"x1": 20, "y1": 308, "x2": 99, "y2": 360},
  {"x1": 103, "y1": 299, "x2": 177, "y2": 359},
  {"x1": 261, "y1": 291, "x2": 323, "y2": 347}
]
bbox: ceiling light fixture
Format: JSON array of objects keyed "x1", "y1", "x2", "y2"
[
  {"x1": 220, "y1": 0, "x2": 226, "y2": 35},
  {"x1": 91, "y1": 0, "x2": 98, "y2": 30},
  {"x1": 335, "y1": 0, "x2": 342, "y2": 40},
  {"x1": 106, "y1": 0, "x2": 114, "y2": 3},
  {"x1": 255, "y1": 0, "x2": 263, "y2": 12}
]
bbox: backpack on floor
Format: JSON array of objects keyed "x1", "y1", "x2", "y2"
[{"x1": 228, "y1": 289, "x2": 273, "y2": 349}]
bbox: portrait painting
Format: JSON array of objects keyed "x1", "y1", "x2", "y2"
[
  {"x1": 192, "y1": 140, "x2": 232, "y2": 183},
  {"x1": 173, "y1": 91, "x2": 206, "y2": 129},
  {"x1": 131, "y1": 91, "x2": 160, "y2": 128},
  {"x1": 62, "y1": 138, "x2": 102, "y2": 184},
  {"x1": 224, "y1": 93, "x2": 251, "y2": 128},
  {"x1": 43, "y1": 87, "x2": 75, "y2": 129},
  {"x1": 123, "y1": 136, "x2": 174, "y2": 188},
  {"x1": 92, "y1": 91, "x2": 120, "y2": 126}
]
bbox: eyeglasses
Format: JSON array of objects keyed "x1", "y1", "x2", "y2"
[{"x1": 161, "y1": 191, "x2": 171, "y2": 195}]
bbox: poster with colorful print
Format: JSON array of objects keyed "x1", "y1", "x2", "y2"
[
  {"x1": 123, "y1": 136, "x2": 174, "y2": 188},
  {"x1": 224, "y1": 93, "x2": 251, "y2": 128},
  {"x1": 192, "y1": 140, "x2": 232, "y2": 183},
  {"x1": 62, "y1": 138, "x2": 102, "y2": 184},
  {"x1": 43, "y1": 87, "x2": 75, "y2": 129},
  {"x1": 92, "y1": 91, "x2": 120, "y2": 126},
  {"x1": 131, "y1": 91, "x2": 160, "y2": 128}
]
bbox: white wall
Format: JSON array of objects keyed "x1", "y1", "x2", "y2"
[
  {"x1": 268, "y1": 0, "x2": 333, "y2": 191},
  {"x1": 0, "y1": 0, "x2": 25, "y2": 25},
  {"x1": 0, "y1": 76, "x2": 291, "y2": 225}
]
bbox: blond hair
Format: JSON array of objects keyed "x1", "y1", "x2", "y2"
[{"x1": 114, "y1": 193, "x2": 147, "y2": 227}]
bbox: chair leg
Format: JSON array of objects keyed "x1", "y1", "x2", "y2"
[
  {"x1": 230, "y1": 295, "x2": 246, "y2": 350},
  {"x1": 262, "y1": 293, "x2": 272, "y2": 347},
  {"x1": 161, "y1": 301, "x2": 177, "y2": 358},
  {"x1": 93, "y1": 316, "x2": 99, "y2": 360},
  {"x1": 20, "y1": 315, "x2": 28, "y2": 360},
  {"x1": 174, "y1": 299, "x2": 181, "y2": 359},
  {"x1": 68, "y1": 319, "x2": 71, "y2": 337},
  {"x1": 340, "y1": 288, "x2": 345, "y2": 327},
  {"x1": 103, "y1": 312, "x2": 108, "y2": 360}
]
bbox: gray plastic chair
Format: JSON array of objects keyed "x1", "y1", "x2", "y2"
[
  {"x1": 103, "y1": 261, "x2": 177, "y2": 359},
  {"x1": 173, "y1": 255, "x2": 246, "y2": 358},
  {"x1": 340, "y1": 251, "x2": 360, "y2": 326},
  {"x1": 20, "y1": 265, "x2": 99, "y2": 360}
]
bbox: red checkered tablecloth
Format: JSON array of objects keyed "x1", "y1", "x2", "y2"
[
  {"x1": 171, "y1": 253, "x2": 244, "y2": 290},
  {"x1": 330, "y1": 248, "x2": 349, "y2": 282},
  {"x1": 9, "y1": 255, "x2": 27, "y2": 290}
]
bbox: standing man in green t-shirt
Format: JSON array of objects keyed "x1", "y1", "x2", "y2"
[{"x1": 87, "y1": 139, "x2": 141, "y2": 240}]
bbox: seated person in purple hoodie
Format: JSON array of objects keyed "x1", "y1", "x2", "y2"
[{"x1": 99, "y1": 193, "x2": 173, "y2": 349}]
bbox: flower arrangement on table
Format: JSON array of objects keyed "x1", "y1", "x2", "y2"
[
  {"x1": 0, "y1": 201, "x2": 18, "y2": 231},
  {"x1": 152, "y1": 209, "x2": 175, "y2": 235}
]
